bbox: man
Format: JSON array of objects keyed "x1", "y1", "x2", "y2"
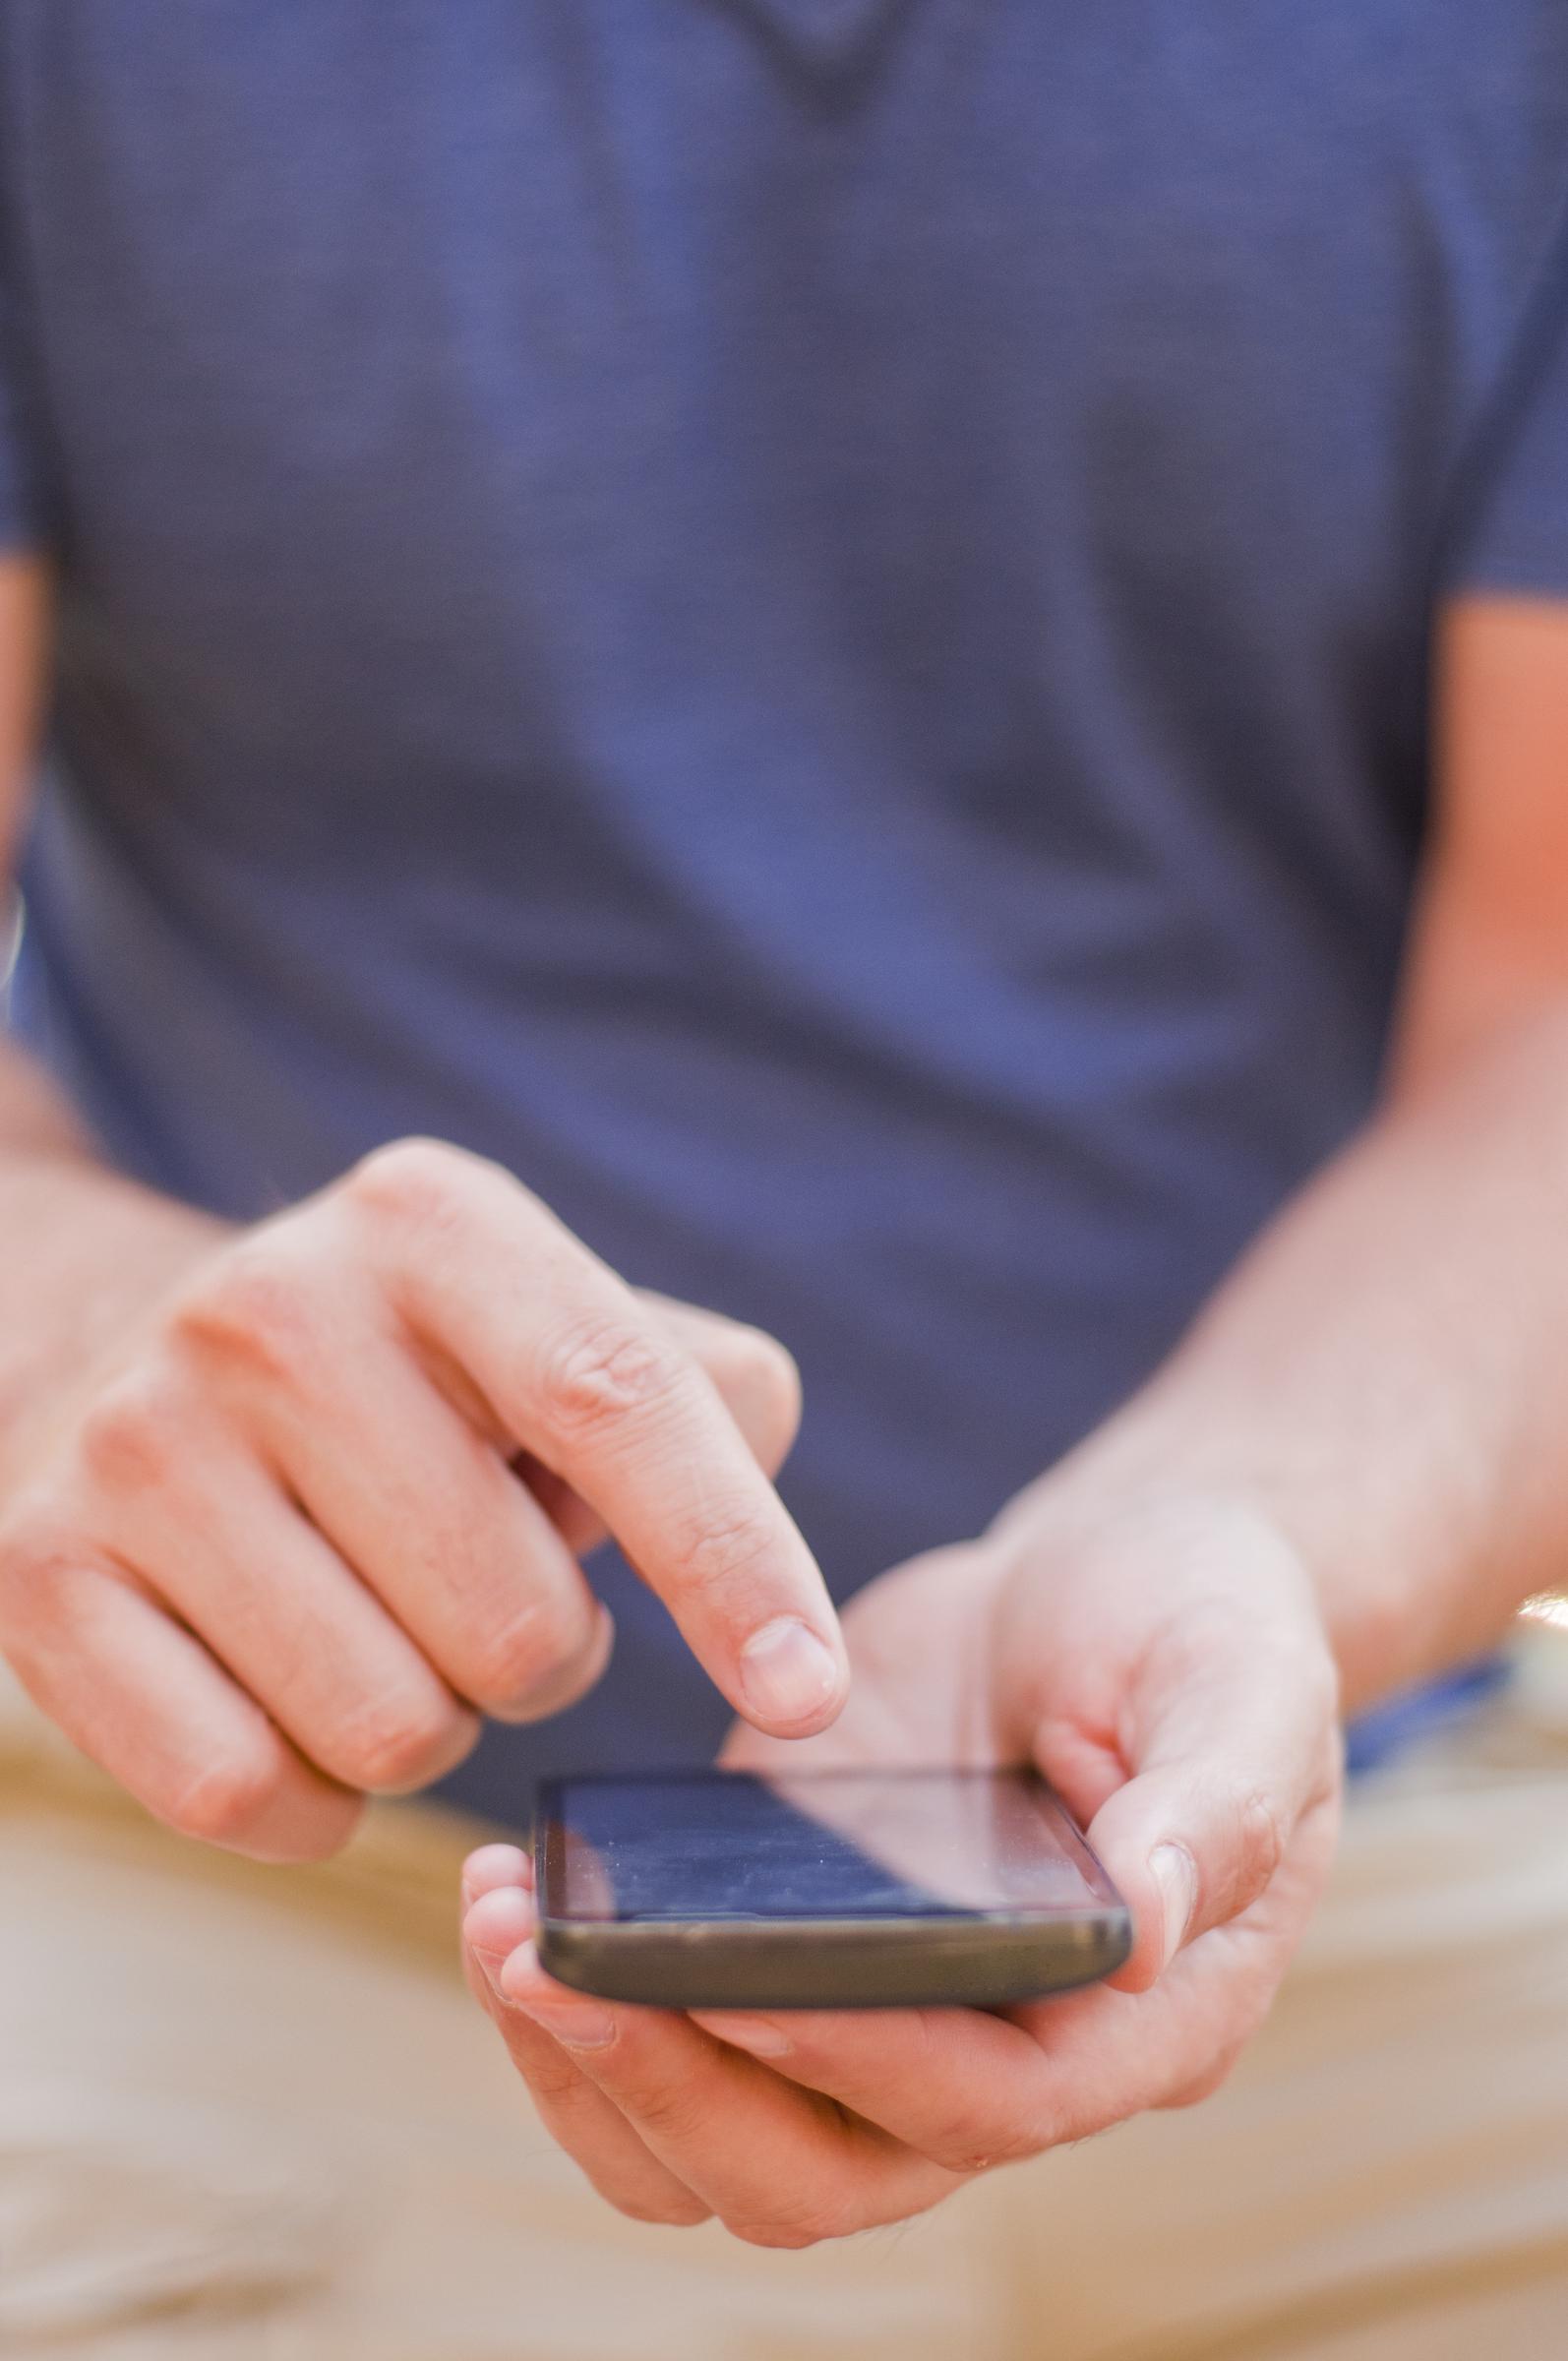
[{"x1": 1, "y1": 3, "x2": 1567, "y2": 2348}]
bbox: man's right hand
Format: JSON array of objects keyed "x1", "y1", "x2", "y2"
[{"x1": 0, "y1": 1137, "x2": 846, "y2": 1860}]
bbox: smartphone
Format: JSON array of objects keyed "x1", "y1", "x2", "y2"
[{"x1": 533, "y1": 1766, "x2": 1131, "y2": 2010}]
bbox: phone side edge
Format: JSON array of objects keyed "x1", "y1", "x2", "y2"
[{"x1": 533, "y1": 1907, "x2": 1133, "y2": 2011}]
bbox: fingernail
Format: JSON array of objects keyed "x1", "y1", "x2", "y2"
[
  {"x1": 500, "y1": 1941, "x2": 618, "y2": 2049},
  {"x1": 694, "y1": 2013, "x2": 792, "y2": 2058},
  {"x1": 511, "y1": 1991, "x2": 618, "y2": 2049},
  {"x1": 1151, "y1": 1844, "x2": 1198, "y2": 1972},
  {"x1": 465, "y1": 1933, "x2": 509, "y2": 2001},
  {"x1": 738, "y1": 1617, "x2": 841, "y2": 1727}
]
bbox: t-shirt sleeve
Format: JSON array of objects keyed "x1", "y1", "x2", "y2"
[{"x1": 1449, "y1": 261, "x2": 1568, "y2": 599}]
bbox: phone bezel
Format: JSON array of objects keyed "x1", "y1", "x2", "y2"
[{"x1": 532, "y1": 1768, "x2": 1133, "y2": 2010}]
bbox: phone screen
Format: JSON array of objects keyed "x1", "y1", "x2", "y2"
[{"x1": 540, "y1": 1767, "x2": 1119, "y2": 1926}]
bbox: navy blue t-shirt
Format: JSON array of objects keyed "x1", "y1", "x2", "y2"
[{"x1": 2, "y1": 6, "x2": 1566, "y2": 1825}]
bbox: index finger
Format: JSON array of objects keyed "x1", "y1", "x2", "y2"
[
  {"x1": 346, "y1": 1143, "x2": 848, "y2": 1736},
  {"x1": 691, "y1": 2002, "x2": 1054, "y2": 2174},
  {"x1": 694, "y1": 1961, "x2": 1246, "y2": 2162}
]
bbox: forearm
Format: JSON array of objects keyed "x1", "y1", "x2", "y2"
[
  {"x1": 0, "y1": 562, "x2": 228, "y2": 1484},
  {"x1": 0, "y1": 1037, "x2": 225, "y2": 1486},
  {"x1": 1039, "y1": 1003, "x2": 1568, "y2": 1712}
]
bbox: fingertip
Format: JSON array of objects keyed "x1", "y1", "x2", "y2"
[
  {"x1": 1101, "y1": 1838, "x2": 1197, "y2": 1989},
  {"x1": 462, "y1": 1882, "x2": 535, "y2": 1962},
  {"x1": 487, "y1": 1604, "x2": 616, "y2": 1726},
  {"x1": 460, "y1": 1842, "x2": 533, "y2": 1910},
  {"x1": 233, "y1": 1779, "x2": 367, "y2": 1865},
  {"x1": 735, "y1": 1616, "x2": 848, "y2": 1736}
]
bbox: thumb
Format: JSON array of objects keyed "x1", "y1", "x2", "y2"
[{"x1": 1079, "y1": 1643, "x2": 1341, "y2": 1995}]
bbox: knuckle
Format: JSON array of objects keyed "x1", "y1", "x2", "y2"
[
  {"x1": 724, "y1": 2200, "x2": 848, "y2": 2252},
  {"x1": 464, "y1": 1597, "x2": 592, "y2": 1713},
  {"x1": 76, "y1": 1373, "x2": 186, "y2": 1496},
  {"x1": 1161, "y1": 2047, "x2": 1243, "y2": 2111},
  {"x1": 165, "y1": 1746, "x2": 281, "y2": 1846},
  {"x1": 174, "y1": 1245, "x2": 315, "y2": 1380},
  {"x1": 517, "y1": 2046, "x2": 595, "y2": 2108},
  {"x1": 0, "y1": 1518, "x2": 71, "y2": 1624},
  {"x1": 518, "y1": 2061, "x2": 580, "y2": 2110},
  {"x1": 332, "y1": 1690, "x2": 473, "y2": 1791},
  {"x1": 927, "y1": 2108, "x2": 1050, "y2": 2175},
  {"x1": 610, "y1": 2192, "x2": 711, "y2": 2230},
  {"x1": 0, "y1": 1527, "x2": 103, "y2": 1680},
  {"x1": 978, "y1": 2113, "x2": 1058, "y2": 2169},
  {"x1": 342, "y1": 1137, "x2": 469, "y2": 1234},
  {"x1": 615, "y1": 2078, "x2": 711, "y2": 2149},
  {"x1": 537, "y1": 1317, "x2": 685, "y2": 1442},
  {"x1": 1233, "y1": 1786, "x2": 1289, "y2": 1899}
]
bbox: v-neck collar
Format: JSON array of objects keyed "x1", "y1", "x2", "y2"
[{"x1": 711, "y1": 0, "x2": 913, "y2": 85}]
